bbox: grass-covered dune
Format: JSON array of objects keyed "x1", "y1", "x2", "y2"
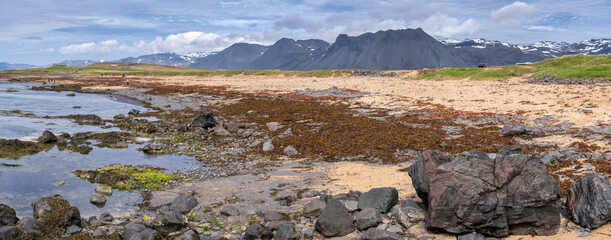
[{"x1": 416, "y1": 54, "x2": 611, "y2": 80}]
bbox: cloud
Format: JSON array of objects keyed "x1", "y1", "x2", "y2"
[
  {"x1": 411, "y1": 14, "x2": 480, "y2": 37},
  {"x1": 526, "y1": 26, "x2": 567, "y2": 32},
  {"x1": 491, "y1": 1, "x2": 537, "y2": 28},
  {"x1": 58, "y1": 31, "x2": 272, "y2": 55},
  {"x1": 58, "y1": 40, "x2": 132, "y2": 54}
]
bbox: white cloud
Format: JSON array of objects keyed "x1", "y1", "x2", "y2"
[
  {"x1": 58, "y1": 31, "x2": 272, "y2": 55},
  {"x1": 491, "y1": 1, "x2": 537, "y2": 28},
  {"x1": 527, "y1": 26, "x2": 567, "y2": 32},
  {"x1": 59, "y1": 40, "x2": 133, "y2": 54},
  {"x1": 411, "y1": 14, "x2": 479, "y2": 37}
]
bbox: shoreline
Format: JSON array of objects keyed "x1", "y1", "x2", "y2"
[{"x1": 0, "y1": 74, "x2": 609, "y2": 239}]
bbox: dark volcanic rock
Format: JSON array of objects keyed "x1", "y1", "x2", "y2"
[
  {"x1": 566, "y1": 172, "x2": 611, "y2": 229},
  {"x1": 275, "y1": 222, "x2": 298, "y2": 240},
  {"x1": 263, "y1": 211, "x2": 284, "y2": 222},
  {"x1": 171, "y1": 195, "x2": 198, "y2": 214},
  {"x1": 408, "y1": 146, "x2": 561, "y2": 237},
  {"x1": 0, "y1": 204, "x2": 18, "y2": 226},
  {"x1": 499, "y1": 123, "x2": 540, "y2": 137},
  {"x1": 314, "y1": 198, "x2": 355, "y2": 237},
  {"x1": 244, "y1": 223, "x2": 272, "y2": 240},
  {"x1": 190, "y1": 109, "x2": 216, "y2": 129},
  {"x1": 355, "y1": 208, "x2": 382, "y2": 230},
  {"x1": 358, "y1": 187, "x2": 398, "y2": 213},
  {"x1": 38, "y1": 130, "x2": 58, "y2": 143},
  {"x1": 303, "y1": 199, "x2": 326, "y2": 218},
  {"x1": 220, "y1": 205, "x2": 239, "y2": 217},
  {"x1": 124, "y1": 222, "x2": 156, "y2": 240},
  {"x1": 155, "y1": 205, "x2": 183, "y2": 232},
  {"x1": 361, "y1": 228, "x2": 403, "y2": 240}
]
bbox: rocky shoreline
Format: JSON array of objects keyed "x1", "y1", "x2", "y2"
[{"x1": 0, "y1": 76, "x2": 610, "y2": 239}]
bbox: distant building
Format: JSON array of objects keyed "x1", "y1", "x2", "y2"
[
  {"x1": 52, "y1": 63, "x2": 67, "y2": 67},
  {"x1": 100, "y1": 58, "x2": 104, "y2": 63},
  {"x1": 478, "y1": 63, "x2": 488, "y2": 68}
]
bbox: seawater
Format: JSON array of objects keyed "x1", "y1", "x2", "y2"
[{"x1": 0, "y1": 81, "x2": 196, "y2": 217}]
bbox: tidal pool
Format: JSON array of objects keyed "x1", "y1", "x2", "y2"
[{"x1": 0, "y1": 81, "x2": 196, "y2": 217}]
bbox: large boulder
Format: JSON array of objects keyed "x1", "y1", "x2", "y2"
[
  {"x1": 408, "y1": 146, "x2": 561, "y2": 237},
  {"x1": 358, "y1": 187, "x2": 398, "y2": 213},
  {"x1": 190, "y1": 109, "x2": 216, "y2": 129},
  {"x1": 155, "y1": 205, "x2": 183, "y2": 232},
  {"x1": 314, "y1": 199, "x2": 355, "y2": 237},
  {"x1": 171, "y1": 195, "x2": 198, "y2": 214},
  {"x1": 32, "y1": 195, "x2": 81, "y2": 236},
  {"x1": 566, "y1": 172, "x2": 611, "y2": 229},
  {"x1": 0, "y1": 204, "x2": 18, "y2": 226}
]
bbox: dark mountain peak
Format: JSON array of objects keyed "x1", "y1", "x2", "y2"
[
  {"x1": 245, "y1": 38, "x2": 330, "y2": 70},
  {"x1": 301, "y1": 28, "x2": 468, "y2": 70},
  {"x1": 189, "y1": 43, "x2": 269, "y2": 69}
]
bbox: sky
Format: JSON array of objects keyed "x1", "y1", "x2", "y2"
[{"x1": 1, "y1": 0, "x2": 609, "y2": 65}]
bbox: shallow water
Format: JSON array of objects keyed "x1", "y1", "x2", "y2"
[
  {"x1": 0, "y1": 81, "x2": 196, "y2": 218},
  {"x1": 0, "y1": 81, "x2": 149, "y2": 140},
  {"x1": 0, "y1": 145, "x2": 194, "y2": 218}
]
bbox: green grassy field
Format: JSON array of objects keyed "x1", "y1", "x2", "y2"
[
  {"x1": 1, "y1": 62, "x2": 353, "y2": 78},
  {"x1": 416, "y1": 54, "x2": 611, "y2": 80}
]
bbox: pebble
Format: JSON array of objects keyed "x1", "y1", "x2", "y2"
[{"x1": 262, "y1": 141, "x2": 274, "y2": 152}]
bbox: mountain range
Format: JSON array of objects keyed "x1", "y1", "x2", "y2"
[
  {"x1": 0, "y1": 62, "x2": 36, "y2": 71},
  {"x1": 188, "y1": 29, "x2": 610, "y2": 70},
  {"x1": 3, "y1": 29, "x2": 610, "y2": 70}
]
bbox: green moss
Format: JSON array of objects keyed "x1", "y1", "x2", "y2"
[{"x1": 73, "y1": 164, "x2": 178, "y2": 191}]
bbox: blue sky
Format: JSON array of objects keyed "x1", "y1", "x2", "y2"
[{"x1": 1, "y1": 0, "x2": 609, "y2": 65}]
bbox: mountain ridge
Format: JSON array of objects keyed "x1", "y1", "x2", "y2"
[{"x1": 3, "y1": 29, "x2": 610, "y2": 70}]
